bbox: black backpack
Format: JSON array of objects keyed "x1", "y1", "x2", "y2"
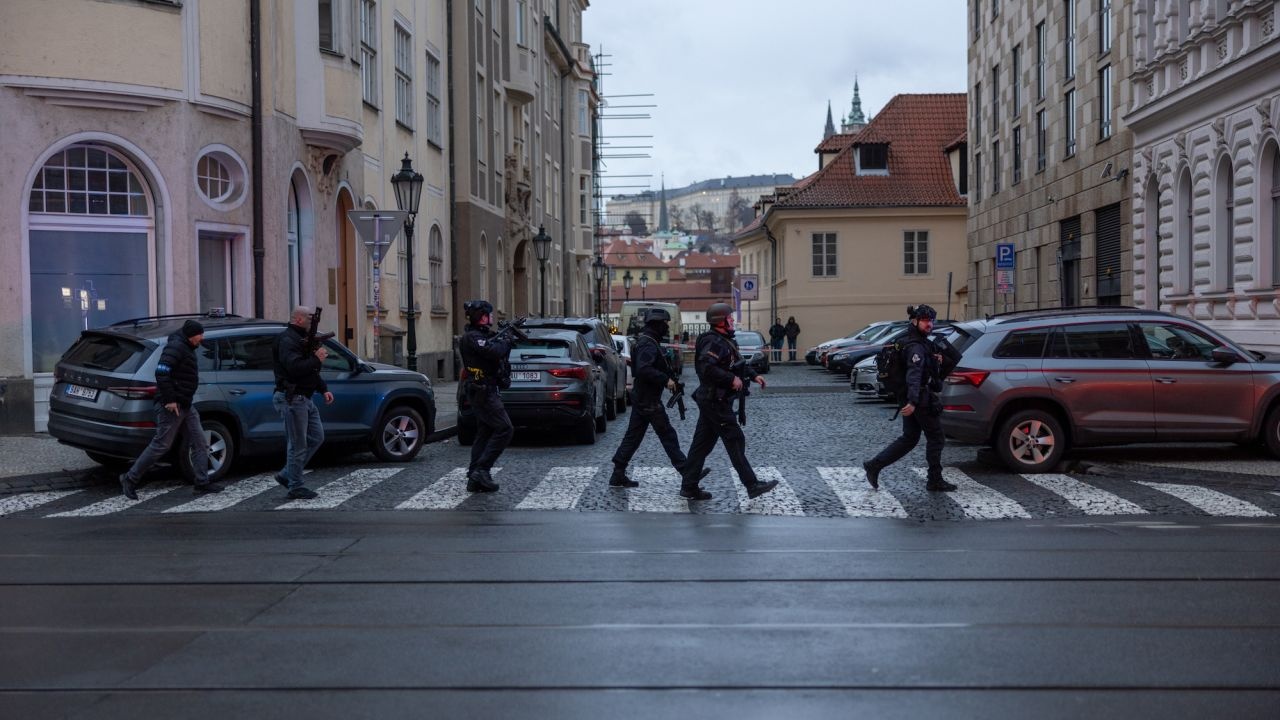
[{"x1": 875, "y1": 339, "x2": 908, "y2": 399}]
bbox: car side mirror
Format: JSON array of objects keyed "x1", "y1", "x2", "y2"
[{"x1": 1211, "y1": 347, "x2": 1244, "y2": 365}]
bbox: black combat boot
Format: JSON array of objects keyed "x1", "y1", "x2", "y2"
[
  {"x1": 609, "y1": 466, "x2": 639, "y2": 488},
  {"x1": 925, "y1": 476, "x2": 957, "y2": 492},
  {"x1": 679, "y1": 484, "x2": 712, "y2": 500},
  {"x1": 862, "y1": 462, "x2": 880, "y2": 490},
  {"x1": 745, "y1": 479, "x2": 779, "y2": 499},
  {"x1": 466, "y1": 468, "x2": 499, "y2": 493}
]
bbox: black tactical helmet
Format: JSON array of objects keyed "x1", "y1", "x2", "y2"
[
  {"x1": 642, "y1": 307, "x2": 671, "y2": 324},
  {"x1": 908, "y1": 304, "x2": 938, "y2": 321},
  {"x1": 464, "y1": 299, "x2": 494, "y2": 324},
  {"x1": 707, "y1": 302, "x2": 734, "y2": 326}
]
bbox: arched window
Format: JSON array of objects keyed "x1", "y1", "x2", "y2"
[
  {"x1": 288, "y1": 184, "x2": 301, "y2": 307},
  {"x1": 1215, "y1": 157, "x2": 1234, "y2": 291},
  {"x1": 1265, "y1": 141, "x2": 1280, "y2": 287},
  {"x1": 478, "y1": 233, "x2": 489, "y2": 300},
  {"x1": 1178, "y1": 168, "x2": 1193, "y2": 293},
  {"x1": 496, "y1": 237, "x2": 506, "y2": 314},
  {"x1": 1145, "y1": 178, "x2": 1162, "y2": 308},
  {"x1": 29, "y1": 145, "x2": 149, "y2": 216},
  {"x1": 428, "y1": 224, "x2": 445, "y2": 310}
]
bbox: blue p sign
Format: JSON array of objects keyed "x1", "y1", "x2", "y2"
[{"x1": 996, "y1": 243, "x2": 1016, "y2": 269}]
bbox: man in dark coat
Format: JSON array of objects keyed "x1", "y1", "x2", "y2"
[
  {"x1": 119, "y1": 319, "x2": 218, "y2": 499},
  {"x1": 768, "y1": 318, "x2": 785, "y2": 362},
  {"x1": 784, "y1": 316, "x2": 801, "y2": 361},
  {"x1": 458, "y1": 299, "x2": 514, "y2": 493},
  {"x1": 273, "y1": 305, "x2": 335, "y2": 500}
]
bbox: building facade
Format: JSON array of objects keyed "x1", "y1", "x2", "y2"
[
  {"x1": 605, "y1": 174, "x2": 796, "y2": 236},
  {"x1": 967, "y1": 0, "x2": 1135, "y2": 319},
  {"x1": 1127, "y1": 0, "x2": 1280, "y2": 351}
]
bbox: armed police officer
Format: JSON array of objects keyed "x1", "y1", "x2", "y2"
[
  {"x1": 458, "y1": 299, "x2": 514, "y2": 493},
  {"x1": 680, "y1": 302, "x2": 777, "y2": 501},
  {"x1": 863, "y1": 304, "x2": 957, "y2": 492},
  {"x1": 608, "y1": 308, "x2": 710, "y2": 488},
  {"x1": 273, "y1": 305, "x2": 335, "y2": 500}
]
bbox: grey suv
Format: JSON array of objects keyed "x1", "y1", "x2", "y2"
[
  {"x1": 941, "y1": 307, "x2": 1280, "y2": 472},
  {"x1": 48, "y1": 314, "x2": 436, "y2": 481}
]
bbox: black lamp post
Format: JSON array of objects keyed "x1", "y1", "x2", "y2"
[
  {"x1": 592, "y1": 255, "x2": 606, "y2": 318},
  {"x1": 533, "y1": 224, "x2": 552, "y2": 317},
  {"x1": 640, "y1": 271, "x2": 648, "y2": 301},
  {"x1": 390, "y1": 152, "x2": 424, "y2": 371},
  {"x1": 622, "y1": 270, "x2": 633, "y2": 303}
]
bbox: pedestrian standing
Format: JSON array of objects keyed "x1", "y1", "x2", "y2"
[
  {"x1": 609, "y1": 308, "x2": 710, "y2": 487},
  {"x1": 784, "y1": 316, "x2": 801, "y2": 362},
  {"x1": 863, "y1": 304, "x2": 957, "y2": 492},
  {"x1": 680, "y1": 302, "x2": 777, "y2": 501},
  {"x1": 119, "y1": 319, "x2": 219, "y2": 499},
  {"x1": 768, "y1": 317, "x2": 785, "y2": 363},
  {"x1": 458, "y1": 299, "x2": 514, "y2": 493},
  {"x1": 273, "y1": 306, "x2": 335, "y2": 500}
]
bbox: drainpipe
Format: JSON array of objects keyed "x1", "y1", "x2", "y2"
[
  {"x1": 764, "y1": 221, "x2": 778, "y2": 326},
  {"x1": 250, "y1": 0, "x2": 265, "y2": 318}
]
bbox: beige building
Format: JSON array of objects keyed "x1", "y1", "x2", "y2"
[
  {"x1": 967, "y1": 0, "x2": 1134, "y2": 318},
  {"x1": 0, "y1": 0, "x2": 457, "y2": 432},
  {"x1": 735, "y1": 94, "x2": 970, "y2": 347},
  {"x1": 451, "y1": 0, "x2": 597, "y2": 322},
  {"x1": 1127, "y1": 0, "x2": 1280, "y2": 351}
]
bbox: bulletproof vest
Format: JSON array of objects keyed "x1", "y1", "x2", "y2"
[{"x1": 460, "y1": 326, "x2": 507, "y2": 387}]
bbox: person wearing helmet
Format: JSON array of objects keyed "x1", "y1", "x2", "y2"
[
  {"x1": 863, "y1": 304, "x2": 956, "y2": 492},
  {"x1": 608, "y1": 308, "x2": 710, "y2": 488},
  {"x1": 458, "y1": 299, "x2": 514, "y2": 493},
  {"x1": 679, "y1": 302, "x2": 777, "y2": 501}
]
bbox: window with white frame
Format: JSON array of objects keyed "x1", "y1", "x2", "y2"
[
  {"x1": 426, "y1": 51, "x2": 442, "y2": 147},
  {"x1": 429, "y1": 224, "x2": 445, "y2": 310},
  {"x1": 1270, "y1": 143, "x2": 1280, "y2": 287},
  {"x1": 992, "y1": 140, "x2": 1001, "y2": 193},
  {"x1": 1064, "y1": 0, "x2": 1076, "y2": 80},
  {"x1": 478, "y1": 234, "x2": 488, "y2": 299},
  {"x1": 319, "y1": 0, "x2": 340, "y2": 53},
  {"x1": 1012, "y1": 126, "x2": 1023, "y2": 184},
  {"x1": 197, "y1": 154, "x2": 233, "y2": 202},
  {"x1": 30, "y1": 145, "x2": 150, "y2": 216},
  {"x1": 1216, "y1": 158, "x2": 1234, "y2": 291},
  {"x1": 394, "y1": 23, "x2": 413, "y2": 128},
  {"x1": 1100, "y1": 0, "x2": 1112, "y2": 54},
  {"x1": 1036, "y1": 110, "x2": 1047, "y2": 171},
  {"x1": 904, "y1": 231, "x2": 930, "y2": 275},
  {"x1": 516, "y1": 0, "x2": 527, "y2": 45},
  {"x1": 1036, "y1": 21, "x2": 1046, "y2": 100},
  {"x1": 811, "y1": 232, "x2": 837, "y2": 277},
  {"x1": 360, "y1": 0, "x2": 378, "y2": 106},
  {"x1": 1012, "y1": 45, "x2": 1021, "y2": 117},
  {"x1": 553, "y1": 164, "x2": 561, "y2": 220},
  {"x1": 1064, "y1": 89, "x2": 1077, "y2": 157},
  {"x1": 579, "y1": 176, "x2": 588, "y2": 225},
  {"x1": 578, "y1": 89, "x2": 589, "y2": 134},
  {"x1": 1098, "y1": 65, "x2": 1112, "y2": 139}
]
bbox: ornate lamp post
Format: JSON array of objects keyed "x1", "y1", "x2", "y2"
[
  {"x1": 622, "y1": 270, "x2": 633, "y2": 303},
  {"x1": 390, "y1": 153, "x2": 424, "y2": 371},
  {"x1": 639, "y1": 270, "x2": 648, "y2": 301},
  {"x1": 533, "y1": 225, "x2": 552, "y2": 317},
  {"x1": 592, "y1": 255, "x2": 606, "y2": 319}
]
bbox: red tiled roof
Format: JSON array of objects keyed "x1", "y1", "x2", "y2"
[
  {"x1": 944, "y1": 130, "x2": 968, "y2": 153},
  {"x1": 815, "y1": 132, "x2": 859, "y2": 154},
  {"x1": 777, "y1": 93, "x2": 967, "y2": 209},
  {"x1": 600, "y1": 238, "x2": 669, "y2": 268}
]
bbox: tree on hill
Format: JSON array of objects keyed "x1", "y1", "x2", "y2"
[{"x1": 624, "y1": 211, "x2": 648, "y2": 236}]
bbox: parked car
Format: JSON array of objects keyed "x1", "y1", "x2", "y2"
[
  {"x1": 519, "y1": 317, "x2": 627, "y2": 418},
  {"x1": 806, "y1": 321, "x2": 899, "y2": 365},
  {"x1": 735, "y1": 330, "x2": 770, "y2": 374},
  {"x1": 819, "y1": 322, "x2": 910, "y2": 369},
  {"x1": 940, "y1": 307, "x2": 1280, "y2": 473},
  {"x1": 457, "y1": 328, "x2": 608, "y2": 445},
  {"x1": 612, "y1": 333, "x2": 634, "y2": 391},
  {"x1": 48, "y1": 314, "x2": 436, "y2": 482},
  {"x1": 850, "y1": 326, "x2": 959, "y2": 400}
]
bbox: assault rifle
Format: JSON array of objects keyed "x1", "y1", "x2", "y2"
[
  {"x1": 494, "y1": 317, "x2": 530, "y2": 343},
  {"x1": 665, "y1": 376, "x2": 687, "y2": 420},
  {"x1": 305, "y1": 307, "x2": 336, "y2": 354},
  {"x1": 728, "y1": 359, "x2": 755, "y2": 426}
]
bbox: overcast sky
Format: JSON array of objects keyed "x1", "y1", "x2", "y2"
[{"x1": 583, "y1": 0, "x2": 968, "y2": 194}]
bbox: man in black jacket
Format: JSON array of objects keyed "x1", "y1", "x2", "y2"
[
  {"x1": 679, "y1": 302, "x2": 776, "y2": 501},
  {"x1": 273, "y1": 305, "x2": 335, "y2": 500},
  {"x1": 608, "y1": 308, "x2": 709, "y2": 488},
  {"x1": 119, "y1": 319, "x2": 218, "y2": 499},
  {"x1": 863, "y1": 304, "x2": 957, "y2": 492},
  {"x1": 458, "y1": 299, "x2": 513, "y2": 493}
]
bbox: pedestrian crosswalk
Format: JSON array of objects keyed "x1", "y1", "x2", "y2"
[{"x1": 6, "y1": 464, "x2": 1278, "y2": 521}]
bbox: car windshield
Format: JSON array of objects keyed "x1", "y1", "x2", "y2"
[
  {"x1": 852, "y1": 323, "x2": 889, "y2": 340},
  {"x1": 511, "y1": 340, "x2": 572, "y2": 360},
  {"x1": 736, "y1": 331, "x2": 765, "y2": 347}
]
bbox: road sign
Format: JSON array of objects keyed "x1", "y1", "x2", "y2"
[
  {"x1": 348, "y1": 210, "x2": 408, "y2": 338},
  {"x1": 997, "y1": 269, "x2": 1015, "y2": 294},
  {"x1": 736, "y1": 274, "x2": 759, "y2": 301},
  {"x1": 996, "y1": 243, "x2": 1016, "y2": 270}
]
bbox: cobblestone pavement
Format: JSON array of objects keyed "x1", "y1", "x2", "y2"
[{"x1": 4, "y1": 365, "x2": 1277, "y2": 520}]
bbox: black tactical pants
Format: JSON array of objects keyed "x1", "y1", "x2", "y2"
[
  {"x1": 682, "y1": 396, "x2": 757, "y2": 487},
  {"x1": 468, "y1": 383, "x2": 513, "y2": 472},
  {"x1": 868, "y1": 405, "x2": 945, "y2": 482},
  {"x1": 611, "y1": 396, "x2": 687, "y2": 470}
]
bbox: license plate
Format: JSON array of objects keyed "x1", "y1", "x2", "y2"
[
  {"x1": 66, "y1": 384, "x2": 98, "y2": 401},
  {"x1": 511, "y1": 371, "x2": 540, "y2": 382}
]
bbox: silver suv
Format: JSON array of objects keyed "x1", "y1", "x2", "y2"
[{"x1": 941, "y1": 308, "x2": 1280, "y2": 472}]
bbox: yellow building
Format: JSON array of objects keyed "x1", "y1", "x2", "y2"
[{"x1": 735, "y1": 94, "x2": 970, "y2": 348}]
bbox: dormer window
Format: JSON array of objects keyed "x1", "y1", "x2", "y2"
[{"x1": 856, "y1": 143, "x2": 889, "y2": 175}]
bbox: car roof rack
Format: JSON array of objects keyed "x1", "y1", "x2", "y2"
[
  {"x1": 984, "y1": 305, "x2": 1166, "y2": 323},
  {"x1": 110, "y1": 311, "x2": 244, "y2": 328}
]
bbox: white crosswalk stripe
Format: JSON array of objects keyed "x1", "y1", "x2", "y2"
[
  {"x1": 731, "y1": 467, "x2": 805, "y2": 516},
  {"x1": 0, "y1": 490, "x2": 83, "y2": 516},
  {"x1": 914, "y1": 467, "x2": 1031, "y2": 519},
  {"x1": 516, "y1": 466, "x2": 599, "y2": 510},
  {"x1": 164, "y1": 473, "x2": 280, "y2": 514},
  {"x1": 47, "y1": 484, "x2": 182, "y2": 517},
  {"x1": 1021, "y1": 473, "x2": 1147, "y2": 516},
  {"x1": 1137, "y1": 481, "x2": 1273, "y2": 517},
  {"x1": 817, "y1": 467, "x2": 908, "y2": 518},
  {"x1": 276, "y1": 468, "x2": 402, "y2": 510},
  {"x1": 625, "y1": 466, "x2": 691, "y2": 514},
  {"x1": 397, "y1": 467, "x2": 503, "y2": 510}
]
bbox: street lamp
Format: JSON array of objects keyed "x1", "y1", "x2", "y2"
[
  {"x1": 390, "y1": 152, "x2": 424, "y2": 371},
  {"x1": 639, "y1": 271, "x2": 648, "y2": 301},
  {"x1": 592, "y1": 255, "x2": 606, "y2": 318},
  {"x1": 622, "y1": 270, "x2": 633, "y2": 303},
  {"x1": 533, "y1": 224, "x2": 552, "y2": 317}
]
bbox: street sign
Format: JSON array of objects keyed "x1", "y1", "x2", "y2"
[
  {"x1": 736, "y1": 273, "x2": 759, "y2": 301},
  {"x1": 996, "y1": 242, "x2": 1016, "y2": 270},
  {"x1": 997, "y1": 268, "x2": 1015, "y2": 294},
  {"x1": 348, "y1": 210, "x2": 408, "y2": 338}
]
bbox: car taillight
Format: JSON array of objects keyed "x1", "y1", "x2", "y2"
[
  {"x1": 548, "y1": 367, "x2": 588, "y2": 380},
  {"x1": 945, "y1": 370, "x2": 990, "y2": 388},
  {"x1": 54, "y1": 366, "x2": 65, "y2": 382},
  {"x1": 107, "y1": 385, "x2": 158, "y2": 400}
]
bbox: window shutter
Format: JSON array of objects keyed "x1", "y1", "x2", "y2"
[{"x1": 1095, "y1": 204, "x2": 1122, "y2": 303}]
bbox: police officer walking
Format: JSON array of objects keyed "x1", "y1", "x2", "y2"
[
  {"x1": 273, "y1": 306, "x2": 335, "y2": 500},
  {"x1": 863, "y1": 304, "x2": 957, "y2": 492},
  {"x1": 680, "y1": 302, "x2": 777, "y2": 501},
  {"x1": 608, "y1": 308, "x2": 709, "y2": 488},
  {"x1": 458, "y1": 300, "x2": 514, "y2": 493}
]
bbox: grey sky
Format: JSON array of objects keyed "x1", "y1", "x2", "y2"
[{"x1": 583, "y1": 0, "x2": 968, "y2": 194}]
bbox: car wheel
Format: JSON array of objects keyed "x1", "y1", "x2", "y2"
[
  {"x1": 372, "y1": 405, "x2": 425, "y2": 462},
  {"x1": 1262, "y1": 406, "x2": 1280, "y2": 459},
  {"x1": 457, "y1": 419, "x2": 477, "y2": 446},
  {"x1": 605, "y1": 383, "x2": 618, "y2": 420},
  {"x1": 996, "y1": 409, "x2": 1066, "y2": 473},
  {"x1": 576, "y1": 412, "x2": 598, "y2": 445},
  {"x1": 85, "y1": 451, "x2": 131, "y2": 471},
  {"x1": 180, "y1": 419, "x2": 235, "y2": 483}
]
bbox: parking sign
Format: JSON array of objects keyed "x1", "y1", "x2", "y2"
[{"x1": 996, "y1": 243, "x2": 1016, "y2": 270}]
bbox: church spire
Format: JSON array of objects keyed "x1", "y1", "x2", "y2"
[
  {"x1": 657, "y1": 174, "x2": 669, "y2": 232},
  {"x1": 823, "y1": 100, "x2": 836, "y2": 140},
  {"x1": 842, "y1": 75, "x2": 867, "y2": 133}
]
